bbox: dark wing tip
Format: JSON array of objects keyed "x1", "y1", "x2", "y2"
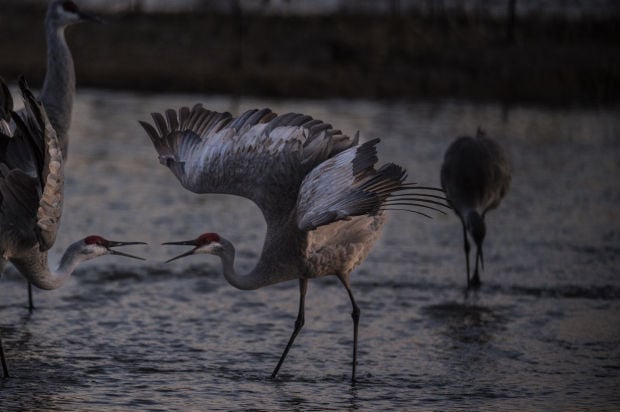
[
  {"x1": 139, "y1": 120, "x2": 160, "y2": 142},
  {"x1": 18, "y1": 78, "x2": 46, "y2": 133},
  {"x1": 352, "y1": 138, "x2": 381, "y2": 177}
]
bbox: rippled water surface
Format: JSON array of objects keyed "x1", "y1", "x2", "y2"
[{"x1": 1, "y1": 91, "x2": 619, "y2": 410}]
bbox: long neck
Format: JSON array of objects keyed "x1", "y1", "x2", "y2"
[
  {"x1": 217, "y1": 241, "x2": 254, "y2": 290},
  {"x1": 11, "y1": 242, "x2": 86, "y2": 291},
  {"x1": 217, "y1": 221, "x2": 304, "y2": 291},
  {"x1": 40, "y1": 22, "x2": 75, "y2": 156}
]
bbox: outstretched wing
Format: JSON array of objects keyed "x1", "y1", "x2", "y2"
[
  {"x1": 296, "y1": 139, "x2": 447, "y2": 231},
  {"x1": 0, "y1": 78, "x2": 64, "y2": 253},
  {"x1": 140, "y1": 104, "x2": 358, "y2": 216}
]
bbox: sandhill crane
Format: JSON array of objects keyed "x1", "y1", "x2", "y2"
[
  {"x1": 440, "y1": 128, "x2": 511, "y2": 288},
  {"x1": 39, "y1": 0, "x2": 101, "y2": 154},
  {"x1": 0, "y1": 78, "x2": 145, "y2": 378},
  {"x1": 15, "y1": 0, "x2": 102, "y2": 310},
  {"x1": 141, "y1": 104, "x2": 447, "y2": 382}
]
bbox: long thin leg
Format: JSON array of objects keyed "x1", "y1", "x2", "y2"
[
  {"x1": 28, "y1": 282, "x2": 34, "y2": 312},
  {"x1": 338, "y1": 274, "x2": 360, "y2": 383},
  {"x1": 0, "y1": 337, "x2": 9, "y2": 378},
  {"x1": 271, "y1": 278, "x2": 308, "y2": 379},
  {"x1": 471, "y1": 244, "x2": 483, "y2": 288},
  {"x1": 461, "y1": 219, "x2": 471, "y2": 287}
]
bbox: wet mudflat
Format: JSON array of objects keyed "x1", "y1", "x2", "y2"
[{"x1": 1, "y1": 90, "x2": 618, "y2": 410}]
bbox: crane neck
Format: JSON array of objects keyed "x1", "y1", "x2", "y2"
[
  {"x1": 40, "y1": 23, "x2": 75, "y2": 156},
  {"x1": 217, "y1": 225, "x2": 304, "y2": 291},
  {"x1": 10, "y1": 241, "x2": 87, "y2": 291},
  {"x1": 217, "y1": 240, "x2": 251, "y2": 290}
]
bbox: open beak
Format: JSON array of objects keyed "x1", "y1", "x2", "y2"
[
  {"x1": 162, "y1": 239, "x2": 198, "y2": 263},
  {"x1": 105, "y1": 240, "x2": 147, "y2": 260}
]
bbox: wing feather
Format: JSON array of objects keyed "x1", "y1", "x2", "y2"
[
  {"x1": 0, "y1": 78, "x2": 64, "y2": 252},
  {"x1": 140, "y1": 105, "x2": 358, "y2": 218},
  {"x1": 0, "y1": 168, "x2": 40, "y2": 249},
  {"x1": 21, "y1": 79, "x2": 64, "y2": 250},
  {"x1": 165, "y1": 109, "x2": 178, "y2": 132},
  {"x1": 296, "y1": 139, "x2": 441, "y2": 231}
]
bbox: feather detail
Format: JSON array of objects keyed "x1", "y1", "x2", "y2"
[
  {"x1": 296, "y1": 140, "x2": 408, "y2": 231},
  {"x1": 140, "y1": 105, "x2": 358, "y2": 220},
  {"x1": 16, "y1": 78, "x2": 65, "y2": 252}
]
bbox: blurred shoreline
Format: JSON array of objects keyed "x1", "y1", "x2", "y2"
[{"x1": 1, "y1": 3, "x2": 618, "y2": 106}]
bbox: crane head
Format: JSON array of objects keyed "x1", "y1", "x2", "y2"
[
  {"x1": 82, "y1": 235, "x2": 147, "y2": 260},
  {"x1": 162, "y1": 233, "x2": 223, "y2": 263},
  {"x1": 48, "y1": 1, "x2": 105, "y2": 28}
]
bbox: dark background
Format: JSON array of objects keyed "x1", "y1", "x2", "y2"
[{"x1": 0, "y1": 0, "x2": 619, "y2": 106}]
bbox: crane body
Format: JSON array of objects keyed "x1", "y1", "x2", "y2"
[
  {"x1": 0, "y1": 78, "x2": 145, "y2": 378},
  {"x1": 11, "y1": 1, "x2": 102, "y2": 310},
  {"x1": 440, "y1": 129, "x2": 511, "y2": 288},
  {"x1": 143, "y1": 104, "x2": 446, "y2": 382}
]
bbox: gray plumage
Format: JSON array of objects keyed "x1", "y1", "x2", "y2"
[
  {"x1": 10, "y1": 1, "x2": 100, "y2": 160},
  {"x1": 10, "y1": 0, "x2": 101, "y2": 310},
  {"x1": 142, "y1": 104, "x2": 447, "y2": 382},
  {"x1": 0, "y1": 78, "x2": 145, "y2": 378},
  {"x1": 440, "y1": 128, "x2": 511, "y2": 288},
  {"x1": 39, "y1": 0, "x2": 101, "y2": 158}
]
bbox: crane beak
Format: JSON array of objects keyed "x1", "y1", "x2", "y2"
[
  {"x1": 105, "y1": 240, "x2": 147, "y2": 260},
  {"x1": 162, "y1": 239, "x2": 198, "y2": 263},
  {"x1": 164, "y1": 249, "x2": 197, "y2": 263}
]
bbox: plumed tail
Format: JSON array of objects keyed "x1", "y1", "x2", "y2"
[{"x1": 296, "y1": 139, "x2": 448, "y2": 231}]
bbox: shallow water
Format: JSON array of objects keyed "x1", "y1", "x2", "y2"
[{"x1": 1, "y1": 91, "x2": 619, "y2": 410}]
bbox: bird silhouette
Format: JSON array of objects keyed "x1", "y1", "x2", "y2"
[
  {"x1": 141, "y1": 104, "x2": 447, "y2": 382},
  {"x1": 10, "y1": 0, "x2": 103, "y2": 311},
  {"x1": 0, "y1": 78, "x2": 145, "y2": 378},
  {"x1": 440, "y1": 127, "x2": 511, "y2": 288}
]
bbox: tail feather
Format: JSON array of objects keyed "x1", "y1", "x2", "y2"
[
  {"x1": 296, "y1": 139, "x2": 448, "y2": 231},
  {"x1": 296, "y1": 141, "x2": 409, "y2": 231}
]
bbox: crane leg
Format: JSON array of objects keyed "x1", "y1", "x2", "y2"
[
  {"x1": 462, "y1": 221, "x2": 471, "y2": 287},
  {"x1": 28, "y1": 282, "x2": 34, "y2": 312},
  {"x1": 339, "y1": 274, "x2": 360, "y2": 384},
  {"x1": 271, "y1": 278, "x2": 307, "y2": 379},
  {"x1": 0, "y1": 337, "x2": 9, "y2": 378},
  {"x1": 471, "y1": 245, "x2": 483, "y2": 288}
]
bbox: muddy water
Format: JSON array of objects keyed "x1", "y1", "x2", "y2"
[{"x1": 1, "y1": 91, "x2": 618, "y2": 410}]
